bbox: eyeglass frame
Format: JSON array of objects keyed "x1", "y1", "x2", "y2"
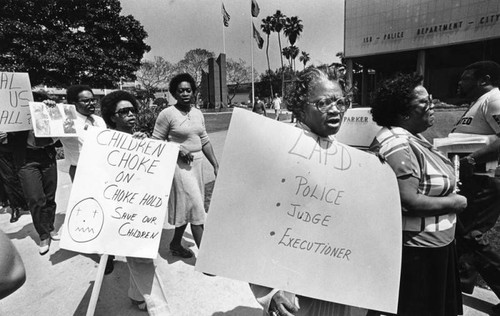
[
  {"x1": 308, "y1": 97, "x2": 351, "y2": 113},
  {"x1": 422, "y1": 94, "x2": 433, "y2": 112},
  {"x1": 114, "y1": 107, "x2": 137, "y2": 116},
  {"x1": 77, "y1": 98, "x2": 97, "y2": 105},
  {"x1": 413, "y1": 94, "x2": 434, "y2": 114}
]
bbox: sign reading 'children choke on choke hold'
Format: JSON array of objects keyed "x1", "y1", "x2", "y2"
[
  {"x1": 195, "y1": 108, "x2": 402, "y2": 313},
  {"x1": 0, "y1": 72, "x2": 34, "y2": 132},
  {"x1": 60, "y1": 129, "x2": 179, "y2": 259}
]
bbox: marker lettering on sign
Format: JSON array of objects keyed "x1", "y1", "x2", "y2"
[
  {"x1": 103, "y1": 184, "x2": 138, "y2": 204},
  {"x1": 118, "y1": 222, "x2": 159, "y2": 239},
  {"x1": 0, "y1": 73, "x2": 21, "y2": 90},
  {"x1": 115, "y1": 171, "x2": 135, "y2": 183},
  {"x1": 97, "y1": 129, "x2": 166, "y2": 158},
  {"x1": 111, "y1": 207, "x2": 138, "y2": 221},
  {"x1": 288, "y1": 131, "x2": 352, "y2": 170},
  {"x1": 138, "y1": 192, "x2": 163, "y2": 207},
  {"x1": 277, "y1": 227, "x2": 351, "y2": 260},
  {"x1": 0, "y1": 111, "x2": 22, "y2": 125},
  {"x1": 286, "y1": 204, "x2": 332, "y2": 226},
  {"x1": 107, "y1": 150, "x2": 160, "y2": 174},
  {"x1": 294, "y1": 175, "x2": 344, "y2": 205}
]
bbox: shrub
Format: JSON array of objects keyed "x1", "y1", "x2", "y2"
[{"x1": 134, "y1": 103, "x2": 169, "y2": 136}]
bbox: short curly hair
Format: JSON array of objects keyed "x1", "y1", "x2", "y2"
[
  {"x1": 100, "y1": 90, "x2": 139, "y2": 129},
  {"x1": 370, "y1": 73, "x2": 423, "y2": 127},
  {"x1": 286, "y1": 66, "x2": 343, "y2": 122},
  {"x1": 168, "y1": 73, "x2": 197, "y2": 96},
  {"x1": 66, "y1": 85, "x2": 93, "y2": 104}
]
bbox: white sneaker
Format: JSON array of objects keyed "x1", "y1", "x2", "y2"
[
  {"x1": 50, "y1": 231, "x2": 61, "y2": 241},
  {"x1": 39, "y1": 239, "x2": 50, "y2": 255}
]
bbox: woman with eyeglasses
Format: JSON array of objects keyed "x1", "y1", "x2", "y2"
[
  {"x1": 369, "y1": 73, "x2": 467, "y2": 316},
  {"x1": 100, "y1": 90, "x2": 170, "y2": 315},
  {"x1": 251, "y1": 66, "x2": 368, "y2": 316},
  {"x1": 152, "y1": 73, "x2": 219, "y2": 259}
]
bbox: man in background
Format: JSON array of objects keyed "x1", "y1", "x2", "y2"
[
  {"x1": 272, "y1": 93, "x2": 282, "y2": 121},
  {"x1": 252, "y1": 96, "x2": 267, "y2": 116},
  {"x1": 452, "y1": 60, "x2": 500, "y2": 315}
]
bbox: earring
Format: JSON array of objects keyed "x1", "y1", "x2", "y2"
[{"x1": 403, "y1": 115, "x2": 410, "y2": 121}]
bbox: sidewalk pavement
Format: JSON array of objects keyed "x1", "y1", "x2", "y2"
[{"x1": 0, "y1": 126, "x2": 499, "y2": 316}]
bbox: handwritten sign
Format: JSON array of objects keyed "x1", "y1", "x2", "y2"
[
  {"x1": 336, "y1": 107, "x2": 381, "y2": 150},
  {"x1": 195, "y1": 108, "x2": 402, "y2": 313},
  {"x1": 29, "y1": 102, "x2": 79, "y2": 137},
  {"x1": 0, "y1": 72, "x2": 33, "y2": 131},
  {"x1": 60, "y1": 129, "x2": 179, "y2": 258}
]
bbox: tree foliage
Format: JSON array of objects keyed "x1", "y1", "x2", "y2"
[
  {"x1": 283, "y1": 16, "x2": 303, "y2": 46},
  {"x1": 176, "y1": 48, "x2": 214, "y2": 87},
  {"x1": 270, "y1": 10, "x2": 286, "y2": 72},
  {"x1": 0, "y1": 0, "x2": 150, "y2": 87},
  {"x1": 299, "y1": 51, "x2": 310, "y2": 70},
  {"x1": 226, "y1": 58, "x2": 256, "y2": 104},
  {"x1": 136, "y1": 56, "x2": 175, "y2": 96}
]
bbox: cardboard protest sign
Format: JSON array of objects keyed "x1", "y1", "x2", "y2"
[
  {"x1": 336, "y1": 107, "x2": 381, "y2": 150},
  {"x1": 196, "y1": 108, "x2": 402, "y2": 313},
  {"x1": 60, "y1": 129, "x2": 179, "y2": 258},
  {"x1": 0, "y1": 72, "x2": 34, "y2": 131},
  {"x1": 435, "y1": 133, "x2": 499, "y2": 175},
  {"x1": 29, "y1": 102, "x2": 79, "y2": 137}
]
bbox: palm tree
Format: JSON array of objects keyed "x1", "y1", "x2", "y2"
[
  {"x1": 283, "y1": 16, "x2": 303, "y2": 46},
  {"x1": 271, "y1": 10, "x2": 286, "y2": 72},
  {"x1": 289, "y1": 45, "x2": 300, "y2": 71},
  {"x1": 299, "y1": 51, "x2": 310, "y2": 70},
  {"x1": 261, "y1": 16, "x2": 274, "y2": 97},
  {"x1": 282, "y1": 46, "x2": 292, "y2": 68},
  {"x1": 271, "y1": 10, "x2": 286, "y2": 95}
]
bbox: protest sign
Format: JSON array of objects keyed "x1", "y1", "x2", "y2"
[
  {"x1": 435, "y1": 133, "x2": 499, "y2": 176},
  {"x1": 60, "y1": 129, "x2": 179, "y2": 258},
  {"x1": 0, "y1": 72, "x2": 33, "y2": 131},
  {"x1": 336, "y1": 107, "x2": 381, "y2": 150},
  {"x1": 196, "y1": 108, "x2": 402, "y2": 313},
  {"x1": 29, "y1": 102, "x2": 79, "y2": 137}
]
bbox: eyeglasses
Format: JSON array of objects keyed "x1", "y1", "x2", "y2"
[
  {"x1": 423, "y1": 94, "x2": 433, "y2": 112},
  {"x1": 414, "y1": 94, "x2": 433, "y2": 114},
  {"x1": 115, "y1": 107, "x2": 137, "y2": 116},
  {"x1": 78, "y1": 98, "x2": 96, "y2": 105},
  {"x1": 309, "y1": 97, "x2": 350, "y2": 113}
]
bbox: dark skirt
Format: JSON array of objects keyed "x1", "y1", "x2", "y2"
[{"x1": 398, "y1": 242, "x2": 463, "y2": 316}]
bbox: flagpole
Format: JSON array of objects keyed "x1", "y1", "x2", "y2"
[
  {"x1": 222, "y1": 2, "x2": 226, "y2": 54},
  {"x1": 251, "y1": 10, "x2": 255, "y2": 108}
]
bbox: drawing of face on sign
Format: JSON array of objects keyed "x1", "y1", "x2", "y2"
[{"x1": 67, "y1": 198, "x2": 104, "y2": 243}]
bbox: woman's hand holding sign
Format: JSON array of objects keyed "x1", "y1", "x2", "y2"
[{"x1": 270, "y1": 291, "x2": 299, "y2": 316}]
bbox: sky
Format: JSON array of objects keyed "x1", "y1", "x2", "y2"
[{"x1": 119, "y1": 0, "x2": 345, "y2": 75}]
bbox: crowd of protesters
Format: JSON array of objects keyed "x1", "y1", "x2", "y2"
[{"x1": 1, "y1": 62, "x2": 500, "y2": 316}]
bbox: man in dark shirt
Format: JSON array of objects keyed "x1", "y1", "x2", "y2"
[{"x1": 252, "y1": 96, "x2": 267, "y2": 116}]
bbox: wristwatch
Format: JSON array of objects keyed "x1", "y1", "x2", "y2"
[{"x1": 464, "y1": 155, "x2": 476, "y2": 166}]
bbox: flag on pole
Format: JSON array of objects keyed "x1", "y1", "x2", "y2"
[
  {"x1": 252, "y1": 22, "x2": 264, "y2": 49},
  {"x1": 251, "y1": 0, "x2": 260, "y2": 17},
  {"x1": 222, "y1": 3, "x2": 230, "y2": 27}
]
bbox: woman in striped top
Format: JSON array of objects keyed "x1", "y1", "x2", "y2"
[{"x1": 370, "y1": 73, "x2": 467, "y2": 316}]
